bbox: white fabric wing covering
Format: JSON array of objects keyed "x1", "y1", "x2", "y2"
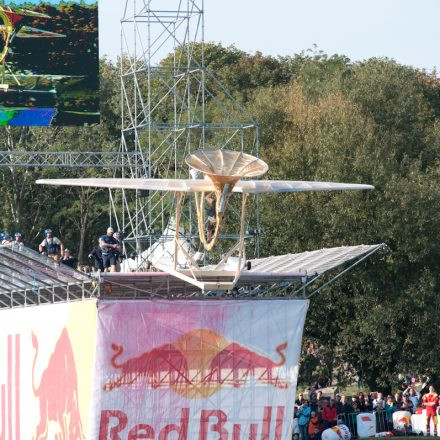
[
  {"x1": 36, "y1": 178, "x2": 373, "y2": 193},
  {"x1": 234, "y1": 180, "x2": 374, "y2": 193},
  {"x1": 36, "y1": 178, "x2": 216, "y2": 192}
]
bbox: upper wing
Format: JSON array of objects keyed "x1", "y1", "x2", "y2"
[
  {"x1": 36, "y1": 178, "x2": 216, "y2": 192},
  {"x1": 36, "y1": 178, "x2": 374, "y2": 194},
  {"x1": 233, "y1": 180, "x2": 374, "y2": 193}
]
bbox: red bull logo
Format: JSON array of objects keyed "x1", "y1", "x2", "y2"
[
  {"x1": 331, "y1": 426, "x2": 344, "y2": 440},
  {"x1": 32, "y1": 328, "x2": 85, "y2": 440},
  {"x1": 104, "y1": 329, "x2": 288, "y2": 398}
]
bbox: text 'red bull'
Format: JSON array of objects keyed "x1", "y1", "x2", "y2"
[{"x1": 99, "y1": 406, "x2": 285, "y2": 440}]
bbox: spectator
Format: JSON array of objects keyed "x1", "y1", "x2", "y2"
[
  {"x1": 335, "y1": 394, "x2": 343, "y2": 413},
  {"x1": 39, "y1": 228, "x2": 63, "y2": 261},
  {"x1": 310, "y1": 393, "x2": 319, "y2": 412},
  {"x1": 394, "y1": 392, "x2": 402, "y2": 407},
  {"x1": 291, "y1": 416, "x2": 300, "y2": 440},
  {"x1": 99, "y1": 227, "x2": 120, "y2": 272},
  {"x1": 296, "y1": 400, "x2": 311, "y2": 440},
  {"x1": 308, "y1": 411, "x2": 321, "y2": 440},
  {"x1": 422, "y1": 385, "x2": 438, "y2": 435},
  {"x1": 364, "y1": 396, "x2": 373, "y2": 412},
  {"x1": 88, "y1": 242, "x2": 104, "y2": 272},
  {"x1": 60, "y1": 249, "x2": 76, "y2": 268},
  {"x1": 385, "y1": 398, "x2": 397, "y2": 429},
  {"x1": 295, "y1": 393, "x2": 304, "y2": 407},
  {"x1": 113, "y1": 230, "x2": 124, "y2": 272},
  {"x1": 400, "y1": 395, "x2": 414, "y2": 413},
  {"x1": 77, "y1": 264, "x2": 91, "y2": 273},
  {"x1": 322, "y1": 398, "x2": 337, "y2": 429},
  {"x1": 352, "y1": 401, "x2": 361, "y2": 413},
  {"x1": 373, "y1": 392, "x2": 385, "y2": 410},
  {"x1": 339, "y1": 395, "x2": 353, "y2": 415},
  {"x1": 13, "y1": 232, "x2": 24, "y2": 249},
  {"x1": 403, "y1": 386, "x2": 420, "y2": 408},
  {"x1": 2, "y1": 234, "x2": 12, "y2": 245}
]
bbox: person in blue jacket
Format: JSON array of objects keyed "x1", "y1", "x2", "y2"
[{"x1": 296, "y1": 399, "x2": 312, "y2": 440}]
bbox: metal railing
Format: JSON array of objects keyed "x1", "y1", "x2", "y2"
[{"x1": 337, "y1": 410, "x2": 389, "y2": 438}]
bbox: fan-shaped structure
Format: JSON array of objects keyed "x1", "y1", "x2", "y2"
[{"x1": 186, "y1": 149, "x2": 268, "y2": 188}]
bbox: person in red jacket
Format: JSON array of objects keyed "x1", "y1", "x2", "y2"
[
  {"x1": 422, "y1": 385, "x2": 438, "y2": 435},
  {"x1": 322, "y1": 398, "x2": 338, "y2": 429}
]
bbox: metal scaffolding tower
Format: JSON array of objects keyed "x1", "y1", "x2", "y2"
[
  {"x1": 111, "y1": 0, "x2": 260, "y2": 268},
  {"x1": 0, "y1": 0, "x2": 260, "y2": 272}
]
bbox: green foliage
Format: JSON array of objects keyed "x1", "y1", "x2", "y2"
[{"x1": 247, "y1": 54, "x2": 440, "y2": 391}]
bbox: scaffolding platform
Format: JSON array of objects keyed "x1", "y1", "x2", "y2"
[{"x1": 0, "y1": 243, "x2": 386, "y2": 308}]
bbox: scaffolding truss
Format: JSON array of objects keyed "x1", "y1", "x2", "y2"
[
  {"x1": 112, "y1": 0, "x2": 260, "y2": 269},
  {"x1": 0, "y1": 151, "x2": 145, "y2": 168}
]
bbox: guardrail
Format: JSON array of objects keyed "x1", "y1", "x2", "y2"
[{"x1": 337, "y1": 410, "x2": 389, "y2": 438}]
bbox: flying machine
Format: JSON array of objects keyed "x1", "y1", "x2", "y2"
[{"x1": 37, "y1": 149, "x2": 374, "y2": 291}]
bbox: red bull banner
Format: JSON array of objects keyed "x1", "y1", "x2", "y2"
[
  {"x1": 92, "y1": 299, "x2": 308, "y2": 439},
  {"x1": 0, "y1": 299, "x2": 97, "y2": 439}
]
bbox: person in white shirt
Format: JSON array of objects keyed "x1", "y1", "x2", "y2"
[
  {"x1": 39, "y1": 228, "x2": 64, "y2": 261},
  {"x1": 373, "y1": 392, "x2": 385, "y2": 410},
  {"x1": 13, "y1": 232, "x2": 24, "y2": 249}
]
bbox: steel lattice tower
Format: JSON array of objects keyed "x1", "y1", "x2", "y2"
[{"x1": 113, "y1": 0, "x2": 260, "y2": 269}]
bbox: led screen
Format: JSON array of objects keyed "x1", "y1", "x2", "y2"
[{"x1": 0, "y1": 0, "x2": 99, "y2": 126}]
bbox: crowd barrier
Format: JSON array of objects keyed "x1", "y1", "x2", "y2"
[
  {"x1": 337, "y1": 411, "x2": 389, "y2": 438},
  {"x1": 337, "y1": 409, "x2": 440, "y2": 438}
]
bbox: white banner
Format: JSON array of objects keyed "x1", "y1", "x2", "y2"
[{"x1": 92, "y1": 299, "x2": 308, "y2": 439}]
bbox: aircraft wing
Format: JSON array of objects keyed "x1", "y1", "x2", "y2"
[
  {"x1": 37, "y1": 178, "x2": 374, "y2": 194},
  {"x1": 233, "y1": 180, "x2": 374, "y2": 193},
  {"x1": 36, "y1": 178, "x2": 217, "y2": 192}
]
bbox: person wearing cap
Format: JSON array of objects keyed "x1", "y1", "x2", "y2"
[
  {"x1": 13, "y1": 232, "x2": 24, "y2": 249},
  {"x1": 39, "y1": 228, "x2": 64, "y2": 261},
  {"x1": 99, "y1": 227, "x2": 120, "y2": 272},
  {"x1": 60, "y1": 249, "x2": 76, "y2": 268}
]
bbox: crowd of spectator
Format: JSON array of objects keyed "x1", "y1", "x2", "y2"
[
  {"x1": 0, "y1": 226, "x2": 125, "y2": 274},
  {"x1": 293, "y1": 384, "x2": 438, "y2": 440}
]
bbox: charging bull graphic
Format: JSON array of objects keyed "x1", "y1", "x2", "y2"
[
  {"x1": 32, "y1": 328, "x2": 85, "y2": 440},
  {"x1": 104, "y1": 329, "x2": 288, "y2": 399}
]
